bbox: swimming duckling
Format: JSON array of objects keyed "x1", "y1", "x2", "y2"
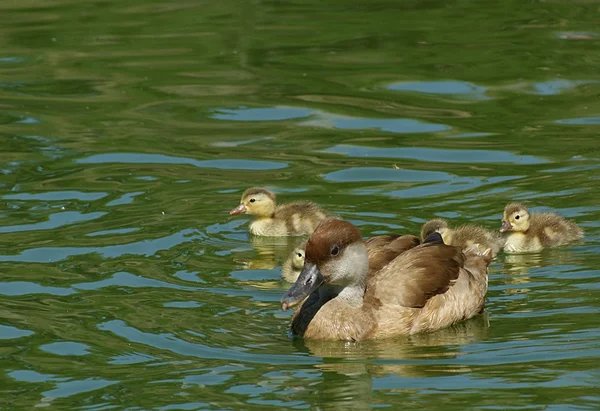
[
  {"x1": 421, "y1": 219, "x2": 504, "y2": 256},
  {"x1": 229, "y1": 187, "x2": 331, "y2": 236},
  {"x1": 281, "y1": 241, "x2": 306, "y2": 282},
  {"x1": 281, "y1": 219, "x2": 492, "y2": 341},
  {"x1": 500, "y1": 203, "x2": 583, "y2": 253}
]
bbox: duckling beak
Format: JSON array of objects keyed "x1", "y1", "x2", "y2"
[
  {"x1": 229, "y1": 203, "x2": 247, "y2": 215},
  {"x1": 499, "y1": 220, "x2": 512, "y2": 232},
  {"x1": 281, "y1": 263, "x2": 324, "y2": 311}
]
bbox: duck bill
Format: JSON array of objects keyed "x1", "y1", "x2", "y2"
[
  {"x1": 499, "y1": 220, "x2": 512, "y2": 232},
  {"x1": 229, "y1": 204, "x2": 247, "y2": 215},
  {"x1": 281, "y1": 263, "x2": 324, "y2": 311}
]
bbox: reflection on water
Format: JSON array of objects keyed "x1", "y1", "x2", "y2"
[
  {"x1": 293, "y1": 316, "x2": 490, "y2": 410},
  {"x1": 77, "y1": 153, "x2": 289, "y2": 170},
  {"x1": 388, "y1": 80, "x2": 489, "y2": 100},
  {"x1": 323, "y1": 145, "x2": 548, "y2": 164},
  {"x1": 212, "y1": 105, "x2": 450, "y2": 133},
  {"x1": 1, "y1": 0, "x2": 600, "y2": 409}
]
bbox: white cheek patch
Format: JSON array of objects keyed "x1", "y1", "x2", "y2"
[{"x1": 328, "y1": 243, "x2": 368, "y2": 286}]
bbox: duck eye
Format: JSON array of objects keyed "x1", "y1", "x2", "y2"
[
  {"x1": 249, "y1": 198, "x2": 256, "y2": 203},
  {"x1": 297, "y1": 252, "x2": 303, "y2": 258},
  {"x1": 515, "y1": 215, "x2": 520, "y2": 220},
  {"x1": 331, "y1": 245, "x2": 339, "y2": 256}
]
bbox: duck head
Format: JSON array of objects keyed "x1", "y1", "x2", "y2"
[
  {"x1": 500, "y1": 203, "x2": 530, "y2": 233},
  {"x1": 281, "y1": 219, "x2": 368, "y2": 310},
  {"x1": 420, "y1": 219, "x2": 449, "y2": 241},
  {"x1": 229, "y1": 187, "x2": 276, "y2": 217}
]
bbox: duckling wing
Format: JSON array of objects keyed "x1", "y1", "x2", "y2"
[
  {"x1": 532, "y1": 213, "x2": 584, "y2": 245},
  {"x1": 274, "y1": 201, "x2": 331, "y2": 234},
  {"x1": 366, "y1": 235, "x2": 421, "y2": 276},
  {"x1": 367, "y1": 243, "x2": 464, "y2": 308},
  {"x1": 454, "y1": 225, "x2": 504, "y2": 254}
]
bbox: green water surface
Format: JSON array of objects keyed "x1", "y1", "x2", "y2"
[{"x1": 1, "y1": 0, "x2": 599, "y2": 409}]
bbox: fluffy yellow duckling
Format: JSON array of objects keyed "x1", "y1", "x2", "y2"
[
  {"x1": 500, "y1": 203, "x2": 583, "y2": 253},
  {"x1": 281, "y1": 241, "x2": 306, "y2": 282},
  {"x1": 229, "y1": 187, "x2": 331, "y2": 236},
  {"x1": 421, "y1": 219, "x2": 504, "y2": 256}
]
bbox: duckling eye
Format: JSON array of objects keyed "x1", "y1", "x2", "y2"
[
  {"x1": 297, "y1": 252, "x2": 303, "y2": 258},
  {"x1": 330, "y1": 245, "x2": 339, "y2": 256},
  {"x1": 249, "y1": 198, "x2": 256, "y2": 203},
  {"x1": 515, "y1": 215, "x2": 520, "y2": 220}
]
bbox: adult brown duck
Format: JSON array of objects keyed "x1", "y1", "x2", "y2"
[{"x1": 280, "y1": 219, "x2": 492, "y2": 341}]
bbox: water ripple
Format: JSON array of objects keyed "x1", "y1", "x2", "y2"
[
  {"x1": 77, "y1": 153, "x2": 287, "y2": 170},
  {"x1": 212, "y1": 106, "x2": 449, "y2": 133},
  {"x1": 106, "y1": 191, "x2": 145, "y2": 206},
  {"x1": 98, "y1": 320, "x2": 316, "y2": 365},
  {"x1": 0, "y1": 211, "x2": 106, "y2": 233},
  {"x1": 73, "y1": 272, "x2": 199, "y2": 291},
  {"x1": 0, "y1": 229, "x2": 205, "y2": 263},
  {"x1": 40, "y1": 342, "x2": 91, "y2": 356},
  {"x1": 303, "y1": 113, "x2": 449, "y2": 133},
  {"x1": 322, "y1": 145, "x2": 547, "y2": 164},
  {"x1": 86, "y1": 227, "x2": 140, "y2": 237},
  {"x1": 9, "y1": 370, "x2": 117, "y2": 401},
  {"x1": 556, "y1": 117, "x2": 600, "y2": 125},
  {"x1": 4, "y1": 191, "x2": 108, "y2": 201},
  {"x1": 0, "y1": 324, "x2": 34, "y2": 339},
  {"x1": 212, "y1": 106, "x2": 313, "y2": 121},
  {"x1": 388, "y1": 80, "x2": 489, "y2": 100}
]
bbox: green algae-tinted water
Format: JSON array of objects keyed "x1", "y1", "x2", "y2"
[{"x1": 1, "y1": 0, "x2": 599, "y2": 409}]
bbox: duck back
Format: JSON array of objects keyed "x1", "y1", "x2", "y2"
[{"x1": 366, "y1": 234, "x2": 421, "y2": 276}]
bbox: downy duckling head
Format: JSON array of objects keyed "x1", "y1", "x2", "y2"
[
  {"x1": 281, "y1": 219, "x2": 368, "y2": 310},
  {"x1": 500, "y1": 203, "x2": 530, "y2": 233},
  {"x1": 230, "y1": 187, "x2": 276, "y2": 218},
  {"x1": 290, "y1": 247, "x2": 305, "y2": 271},
  {"x1": 281, "y1": 243, "x2": 306, "y2": 283},
  {"x1": 420, "y1": 219, "x2": 449, "y2": 241}
]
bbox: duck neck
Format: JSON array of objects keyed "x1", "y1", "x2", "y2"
[
  {"x1": 338, "y1": 284, "x2": 366, "y2": 307},
  {"x1": 318, "y1": 283, "x2": 365, "y2": 308}
]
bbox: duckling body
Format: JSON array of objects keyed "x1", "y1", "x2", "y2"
[
  {"x1": 421, "y1": 219, "x2": 504, "y2": 256},
  {"x1": 230, "y1": 187, "x2": 331, "y2": 236},
  {"x1": 500, "y1": 203, "x2": 583, "y2": 253},
  {"x1": 281, "y1": 220, "x2": 492, "y2": 341}
]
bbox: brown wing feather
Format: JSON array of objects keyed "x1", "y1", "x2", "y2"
[
  {"x1": 366, "y1": 234, "x2": 421, "y2": 276},
  {"x1": 367, "y1": 243, "x2": 464, "y2": 308}
]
